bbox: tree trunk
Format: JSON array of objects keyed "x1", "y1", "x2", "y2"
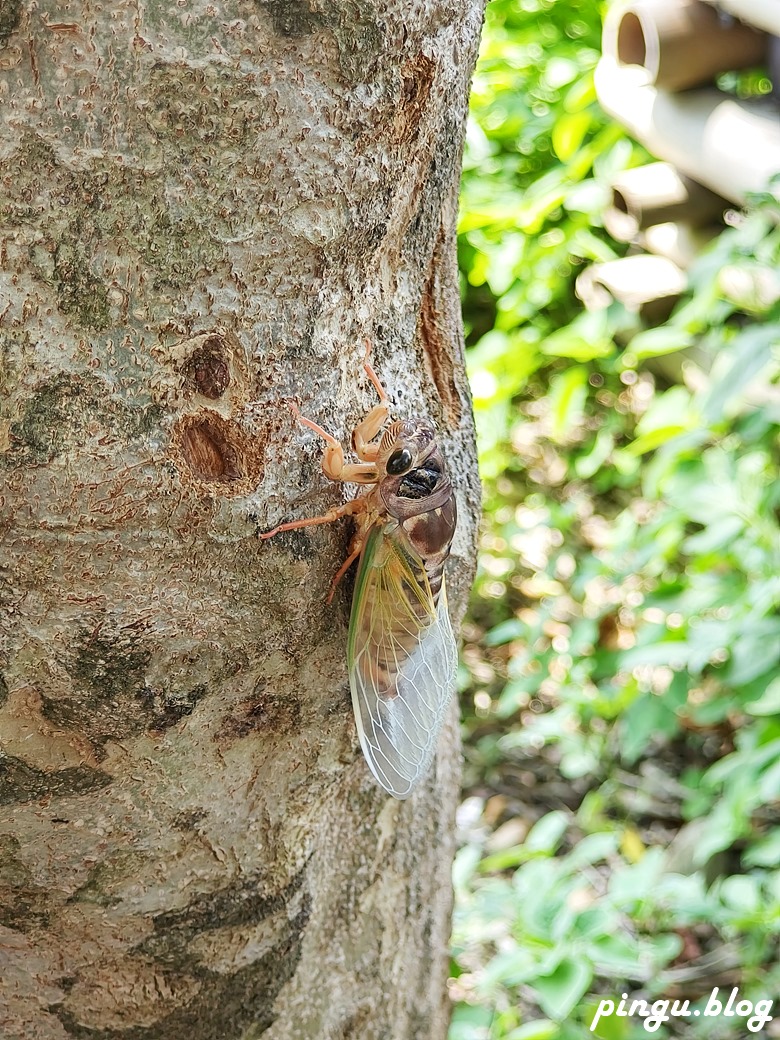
[{"x1": 0, "y1": 2, "x2": 483, "y2": 1039}]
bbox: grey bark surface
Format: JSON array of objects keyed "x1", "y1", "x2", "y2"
[{"x1": 0, "y1": 2, "x2": 483, "y2": 1038}]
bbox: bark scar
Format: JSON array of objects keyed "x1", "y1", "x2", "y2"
[
  {"x1": 417, "y1": 223, "x2": 462, "y2": 428},
  {"x1": 394, "y1": 54, "x2": 436, "y2": 144}
]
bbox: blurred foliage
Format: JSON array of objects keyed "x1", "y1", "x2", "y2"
[{"x1": 452, "y1": 1, "x2": 780, "y2": 1038}]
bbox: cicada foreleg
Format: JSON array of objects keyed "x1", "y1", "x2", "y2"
[
  {"x1": 353, "y1": 342, "x2": 390, "y2": 462},
  {"x1": 291, "y1": 403, "x2": 378, "y2": 485},
  {"x1": 260, "y1": 345, "x2": 392, "y2": 601},
  {"x1": 260, "y1": 402, "x2": 375, "y2": 593}
]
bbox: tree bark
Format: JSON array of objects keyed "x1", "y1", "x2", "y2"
[{"x1": 0, "y1": 2, "x2": 483, "y2": 1039}]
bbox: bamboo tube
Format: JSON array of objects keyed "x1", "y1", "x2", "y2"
[
  {"x1": 604, "y1": 162, "x2": 726, "y2": 240},
  {"x1": 575, "y1": 254, "x2": 686, "y2": 325},
  {"x1": 639, "y1": 221, "x2": 719, "y2": 269},
  {"x1": 595, "y1": 58, "x2": 780, "y2": 206},
  {"x1": 700, "y1": 0, "x2": 780, "y2": 37},
  {"x1": 604, "y1": 0, "x2": 766, "y2": 92},
  {"x1": 719, "y1": 263, "x2": 780, "y2": 311}
]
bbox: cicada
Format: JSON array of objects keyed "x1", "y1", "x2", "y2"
[{"x1": 261, "y1": 350, "x2": 458, "y2": 799}]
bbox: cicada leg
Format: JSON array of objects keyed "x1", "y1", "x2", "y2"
[
  {"x1": 259, "y1": 495, "x2": 366, "y2": 542},
  {"x1": 259, "y1": 490, "x2": 371, "y2": 603},
  {"x1": 261, "y1": 348, "x2": 391, "y2": 600},
  {"x1": 353, "y1": 340, "x2": 390, "y2": 462},
  {"x1": 291, "y1": 404, "x2": 378, "y2": 484},
  {"x1": 326, "y1": 532, "x2": 367, "y2": 603},
  {"x1": 362, "y1": 339, "x2": 389, "y2": 403},
  {"x1": 260, "y1": 404, "x2": 375, "y2": 590}
]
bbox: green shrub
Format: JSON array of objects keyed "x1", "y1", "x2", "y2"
[{"x1": 454, "y1": 1, "x2": 780, "y2": 1036}]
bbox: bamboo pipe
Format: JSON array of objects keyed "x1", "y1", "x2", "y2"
[
  {"x1": 719, "y1": 263, "x2": 780, "y2": 311},
  {"x1": 700, "y1": 0, "x2": 780, "y2": 37},
  {"x1": 603, "y1": 162, "x2": 726, "y2": 241},
  {"x1": 575, "y1": 254, "x2": 686, "y2": 325},
  {"x1": 595, "y1": 57, "x2": 780, "y2": 206},
  {"x1": 639, "y1": 222, "x2": 719, "y2": 269},
  {"x1": 604, "y1": 0, "x2": 766, "y2": 92}
]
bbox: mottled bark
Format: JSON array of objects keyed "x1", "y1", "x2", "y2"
[{"x1": 0, "y1": 2, "x2": 483, "y2": 1038}]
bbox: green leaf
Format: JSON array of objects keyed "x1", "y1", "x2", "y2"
[
  {"x1": 746, "y1": 677, "x2": 780, "y2": 716},
  {"x1": 542, "y1": 312, "x2": 615, "y2": 361},
  {"x1": 575, "y1": 426, "x2": 614, "y2": 479},
  {"x1": 564, "y1": 73, "x2": 596, "y2": 112},
  {"x1": 682, "y1": 515, "x2": 745, "y2": 555},
  {"x1": 585, "y1": 999, "x2": 632, "y2": 1039},
  {"x1": 743, "y1": 829, "x2": 780, "y2": 867},
  {"x1": 525, "y1": 811, "x2": 570, "y2": 853},
  {"x1": 623, "y1": 386, "x2": 697, "y2": 454},
  {"x1": 625, "y1": 325, "x2": 694, "y2": 361},
  {"x1": 449, "y1": 1003, "x2": 493, "y2": 1040},
  {"x1": 727, "y1": 620, "x2": 780, "y2": 685},
  {"x1": 588, "y1": 932, "x2": 646, "y2": 975},
  {"x1": 758, "y1": 755, "x2": 780, "y2": 801},
  {"x1": 453, "y1": 844, "x2": 483, "y2": 891},
  {"x1": 623, "y1": 424, "x2": 690, "y2": 456},
  {"x1": 485, "y1": 618, "x2": 526, "y2": 646},
  {"x1": 690, "y1": 803, "x2": 746, "y2": 865},
  {"x1": 718, "y1": 874, "x2": 761, "y2": 913},
  {"x1": 533, "y1": 957, "x2": 593, "y2": 1021},
  {"x1": 545, "y1": 57, "x2": 579, "y2": 90},
  {"x1": 552, "y1": 111, "x2": 591, "y2": 162},
  {"x1": 548, "y1": 366, "x2": 588, "y2": 442},
  {"x1": 701, "y1": 323, "x2": 780, "y2": 422},
  {"x1": 505, "y1": 1021, "x2": 560, "y2": 1040},
  {"x1": 569, "y1": 224, "x2": 618, "y2": 262},
  {"x1": 541, "y1": 331, "x2": 613, "y2": 361},
  {"x1": 637, "y1": 385, "x2": 693, "y2": 433},
  {"x1": 481, "y1": 948, "x2": 537, "y2": 989},
  {"x1": 619, "y1": 639, "x2": 690, "y2": 670},
  {"x1": 621, "y1": 687, "x2": 683, "y2": 763},
  {"x1": 517, "y1": 187, "x2": 569, "y2": 234}
]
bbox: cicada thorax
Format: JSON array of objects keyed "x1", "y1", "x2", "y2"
[{"x1": 351, "y1": 418, "x2": 457, "y2": 701}]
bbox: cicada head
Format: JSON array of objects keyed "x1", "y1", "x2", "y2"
[
  {"x1": 377, "y1": 418, "x2": 455, "y2": 527},
  {"x1": 376, "y1": 419, "x2": 437, "y2": 481}
]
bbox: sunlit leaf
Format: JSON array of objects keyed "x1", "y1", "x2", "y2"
[
  {"x1": 525, "y1": 811, "x2": 569, "y2": 853},
  {"x1": 701, "y1": 323, "x2": 780, "y2": 422},
  {"x1": 745, "y1": 677, "x2": 780, "y2": 716},
  {"x1": 533, "y1": 958, "x2": 593, "y2": 1021},
  {"x1": 552, "y1": 111, "x2": 591, "y2": 162},
  {"x1": 626, "y1": 325, "x2": 695, "y2": 361},
  {"x1": 548, "y1": 366, "x2": 588, "y2": 442},
  {"x1": 623, "y1": 424, "x2": 690, "y2": 456}
]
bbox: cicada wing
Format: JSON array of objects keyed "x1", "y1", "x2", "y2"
[{"x1": 348, "y1": 526, "x2": 458, "y2": 799}]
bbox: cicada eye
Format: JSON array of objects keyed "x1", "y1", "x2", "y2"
[{"x1": 386, "y1": 447, "x2": 413, "y2": 475}]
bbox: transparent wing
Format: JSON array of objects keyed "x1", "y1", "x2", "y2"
[{"x1": 347, "y1": 526, "x2": 458, "y2": 799}]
